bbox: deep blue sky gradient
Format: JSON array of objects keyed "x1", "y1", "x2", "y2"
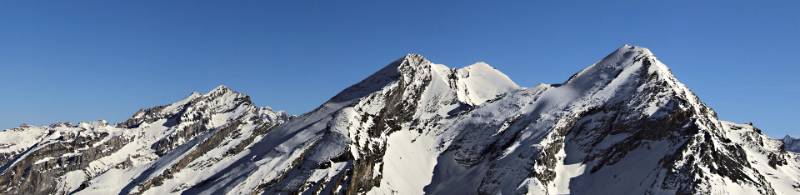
[{"x1": 1, "y1": 1, "x2": 798, "y2": 137}]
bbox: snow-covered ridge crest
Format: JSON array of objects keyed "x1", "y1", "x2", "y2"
[
  {"x1": 118, "y1": 84, "x2": 286, "y2": 129},
  {"x1": 178, "y1": 53, "x2": 522, "y2": 194},
  {"x1": 0, "y1": 85, "x2": 290, "y2": 195},
  {"x1": 2, "y1": 45, "x2": 799, "y2": 195},
  {"x1": 329, "y1": 53, "x2": 520, "y2": 106}
]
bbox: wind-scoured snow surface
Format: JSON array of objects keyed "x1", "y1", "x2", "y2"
[{"x1": 2, "y1": 45, "x2": 799, "y2": 195}]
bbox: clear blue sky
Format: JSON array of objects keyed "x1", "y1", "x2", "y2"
[{"x1": 1, "y1": 1, "x2": 797, "y2": 137}]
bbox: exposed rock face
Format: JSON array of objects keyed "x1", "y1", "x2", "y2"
[{"x1": 1, "y1": 46, "x2": 799, "y2": 195}]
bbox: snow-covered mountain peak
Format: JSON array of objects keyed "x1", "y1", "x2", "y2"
[
  {"x1": 200, "y1": 85, "x2": 252, "y2": 105},
  {"x1": 619, "y1": 44, "x2": 653, "y2": 54},
  {"x1": 327, "y1": 55, "x2": 410, "y2": 103},
  {"x1": 4, "y1": 47, "x2": 799, "y2": 195},
  {"x1": 210, "y1": 84, "x2": 229, "y2": 91},
  {"x1": 395, "y1": 53, "x2": 436, "y2": 76},
  {"x1": 454, "y1": 62, "x2": 521, "y2": 105},
  {"x1": 0, "y1": 84, "x2": 290, "y2": 194},
  {"x1": 402, "y1": 53, "x2": 427, "y2": 63},
  {"x1": 207, "y1": 84, "x2": 234, "y2": 96},
  {"x1": 566, "y1": 45, "x2": 654, "y2": 84},
  {"x1": 558, "y1": 45, "x2": 695, "y2": 106},
  {"x1": 119, "y1": 85, "x2": 257, "y2": 128},
  {"x1": 329, "y1": 53, "x2": 519, "y2": 106},
  {"x1": 385, "y1": 53, "x2": 432, "y2": 76}
]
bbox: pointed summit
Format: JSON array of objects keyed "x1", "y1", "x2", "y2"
[
  {"x1": 185, "y1": 85, "x2": 232, "y2": 98},
  {"x1": 329, "y1": 53, "x2": 432, "y2": 103},
  {"x1": 563, "y1": 45, "x2": 672, "y2": 89},
  {"x1": 396, "y1": 53, "x2": 433, "y2": 74},
  {"x1": 201, "y1": 85, "x2": 252, "y2": 105},
  {"x1": 617, "y1": 44, "x2": 654, "y2": 57},
  {"x1": 119, "y1": 84, "x2": 253, "y2": 128},
  {"x1": 211, "y1": 84, "x2": 230, "y2": 92},
  {"x1": 329, "y1": 53, "x2": 520, "y2": 106},
  {"x1": 401, "y1": 53, "x2": 427, "y2": 64},
  {"x1": 207, "y1": 84, "x2": 234, "y2": 96}
]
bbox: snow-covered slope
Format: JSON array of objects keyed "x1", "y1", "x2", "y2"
[
  {"x1": 0, "y1": 86, "x2": 289, "y2": 195},
  {"x1": 454, "y1": 62, "x2": 520, "y2": 105},
  {"x1": 1, "y1": 45, "x2": 798, "y2": 195},
  {"x1": 181, "y1": 54, "x2": 521, "y2": 195},
  {"x1": 423, "y1": 45, "x2": 800, "y2": 195}
]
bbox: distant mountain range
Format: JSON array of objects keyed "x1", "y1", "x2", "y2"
[{"x1": 1, "y1": 45, "x2": 798, "y2": 195}]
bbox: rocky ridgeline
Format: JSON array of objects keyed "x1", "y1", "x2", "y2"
[{"x1": 1, "y1": 45, "x2": 798, "y2": 195}]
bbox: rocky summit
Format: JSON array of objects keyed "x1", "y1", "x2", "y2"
[{"x1": 1, "y1": 45, "x2": 798, "y2": 195}]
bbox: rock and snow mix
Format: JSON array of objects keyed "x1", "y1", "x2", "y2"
[{"x1": 1, "y1": 45, "x2": 798, "y2": 195}]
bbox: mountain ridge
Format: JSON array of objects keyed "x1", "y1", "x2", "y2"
[{"x1": 1, "y1": 45, "x2": 798, "y2": 195}]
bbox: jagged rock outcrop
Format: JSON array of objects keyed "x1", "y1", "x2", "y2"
[{"x1": 1, "y1": 45, "x2": 798, "y2": 195}]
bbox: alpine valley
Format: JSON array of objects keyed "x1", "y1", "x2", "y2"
[{"x1": 2, "y1": 45, "x2": 799, "y2": 195}]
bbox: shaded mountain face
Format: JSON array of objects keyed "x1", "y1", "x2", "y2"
[
  {"x1": 785, "y1": 136, "x2": 800, "y2": 153},
  {"x1": 1, "y1": 45, "x2": 798, "y2": 195}
]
